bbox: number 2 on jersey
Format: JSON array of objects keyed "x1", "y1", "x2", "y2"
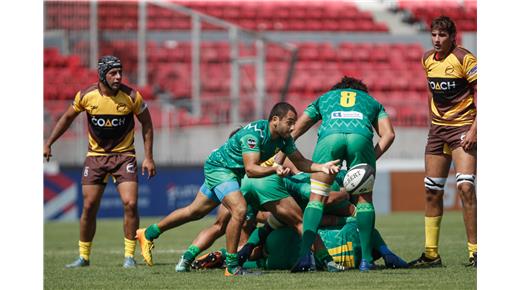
[{"x1": 340, "y1": 91, "x2": 357, "y2": 107}]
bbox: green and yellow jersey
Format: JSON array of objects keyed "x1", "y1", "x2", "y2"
[
  {"x1": 72, "y1": 83, "x2": 147, "y2": 157},
  {"x1": 422, "y1": 46, "x2": 477, "y2": 126},
  {"x1": 304, "y1": 88, "x2": 388, "y2": 141}
]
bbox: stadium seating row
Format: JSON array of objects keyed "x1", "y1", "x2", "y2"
[
  {"x1": 44, "y1": 43, "x2": 429, "y2": 127},
  {"x1": 397, "y1": 0, "x2": 476, "y2": 31},
  {"x1": 44, "y1": 1, "x2": 388, "y2": 32}
]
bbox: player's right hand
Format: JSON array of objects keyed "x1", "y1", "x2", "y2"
[
  {"x1": 275, "y1": 165, "x2": 290, "y2": 177},
  {"x1": 43, "y1": 144, "x2": 52, "y2": 162}
]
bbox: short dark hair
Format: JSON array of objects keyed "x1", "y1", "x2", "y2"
[
  {"x1": 330, "y1": 76, "x2": 369, "y2": 93},
  {"x1": 268, "y1": 102, "x2": 297, "y2": 121},
  {"x1": 431, "y1": 16, "x2": 457, "y2": 38}
]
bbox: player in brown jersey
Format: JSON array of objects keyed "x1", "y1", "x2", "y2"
[
  {"x1": 44, "y1": 56, "x2": 156, "y2": 268},
  {"x1": 409, "y1": 16, "x2": 477, "y2": 268}
]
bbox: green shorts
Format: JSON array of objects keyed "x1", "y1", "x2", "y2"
[
  {"x1": 203, "y1": 162, "x2": 245, "y2": 190},
  {"x1": 241, "y1": 174, "x2": 291, "y2": 211},
  {"x1": 312, "y1": 133, "x2": 375, "y2": 170}
]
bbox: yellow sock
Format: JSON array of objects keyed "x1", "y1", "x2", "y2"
[
  {"x1": 468, "y1": 242, "x2": 477, "y2": 258},
  {"x1": 79, "y1": 241, "x2": 92, "y2": 261},
  {"x1": 124, "y1": 238, "x2": 136, "y2": 258},
  {"x1": 424, "y1": 216, "x2": 442, "y2": 259}
]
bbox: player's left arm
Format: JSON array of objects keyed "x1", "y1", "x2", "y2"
[
  {"x1": 136, "y1": 107, "x2": 156, "y2": 179},
  {"x1": 373, "y1": 116, "x2": 395, "y2": 161},
  {"x1": 287, "y1": 150, "x2": 340, "y2": 174}
]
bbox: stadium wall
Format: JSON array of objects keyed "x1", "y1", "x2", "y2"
[{"x1": 43, "y1": 165, "x2": 462, "y2": 221}]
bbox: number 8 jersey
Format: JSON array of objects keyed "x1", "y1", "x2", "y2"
[{"x1": 304, "y1": 88, "x2": 388, "y2": 141}]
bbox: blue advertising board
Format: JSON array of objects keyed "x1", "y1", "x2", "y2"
[{"x1": 44, "y1": 166, "x2": 213, "y2": 220}]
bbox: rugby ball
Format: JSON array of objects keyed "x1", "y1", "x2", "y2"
[{"x1": 343, "y1": 163, "x2": 375, "y2": 195}]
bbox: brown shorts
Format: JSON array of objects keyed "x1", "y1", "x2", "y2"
[
  {"x1": 425, "y1": 124, "x2": 474, "y2": 155},
  {"x1": 81, "y1": 154, "x2": 138, "y2": 185}
]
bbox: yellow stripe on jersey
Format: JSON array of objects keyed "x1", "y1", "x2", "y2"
[
  {"x1": 328, "y1": 242, "x2": 355, "y2": 268},
  {"x1": 261, "y1": 155, "x2": 276, "y2": 167}
]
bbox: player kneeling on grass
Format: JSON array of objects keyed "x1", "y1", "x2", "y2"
[{"x1": 196, "y1": 214, "x2": 407, "y2": 271}]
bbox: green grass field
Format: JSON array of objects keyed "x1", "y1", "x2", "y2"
[{"x1": 44, "y1": 211, "x2": 476, "y2": 289}]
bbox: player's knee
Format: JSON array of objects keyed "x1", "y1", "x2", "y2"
[
  {"x1": 122, "y1": 199, "x2": 137, "y2": 211},
  {"x1": 457, "y1": 174, "x2": 476, "y2": 206},
  {"x1": 424, "y1": 177, "x2": 446, "y2": 192},
  {"x1": 230, "y1": 203, "x2": 247, "y2": 220},
  {"x1": 456, "y1": 173, "x2": 475, "y2": 194},
  {"x1": 82, "y1": 200, "x2": 99, "y2": 216}
]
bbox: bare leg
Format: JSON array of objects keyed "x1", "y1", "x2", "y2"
[
  {"x1": 451, "y1": 148, "x2": 477, "y2": 245},
  {"x1": 192, "y1": 205, "x2": 231, "y2": 251},
  {"x1": 117, "y1": 181, "x2": 139, "y2": 240},
  {"x1": 220, "y1": 191, "x2": 247, "y2": 255},
  {"x1": 79, "y1": 184, "x2": 105, "y2": 242},
  {"x1": 157, "y1": 191, "x2": 219, "y2": 232}
]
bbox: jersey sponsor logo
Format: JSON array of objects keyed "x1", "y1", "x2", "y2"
[
  {"x1": 429, "y1": 80, "x2": 456, "y2": 91},
  {"x1": 247, "y1": 138, "x2": 257, "y2": 149},
  {"x1": 444, "y1": 65, "x2": 455, "y2": 75},
  {"x1": 468, "y1": 66, "x2": 477, "y2": 76},
  {"x1": 116, "y1": 103, "x2": 128, "y2": 112},
  {"x1": 90, "y1": 116, "x2": 127, "y2": 127},
  {"x1": 331, "y1": 111, "x2": 363, "y2": 120}
]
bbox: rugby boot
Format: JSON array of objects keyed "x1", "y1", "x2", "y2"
[
  {"x1": 466, "y1": 252, "x2": 477, "y2": 267},
  {"x1": 135, "y1": 228, "x2": 154, "y2": 266},
  {"x1": 175, "y1": 255, "x2": 193, "y2": 272},
  {"x1": 290, "y1": 252, "x2": 316, "y2": 273},
  {"x1": 65, "y1": 257, "x2": 89, "y2": 268},
  {"x1": 224, "y1": 266, "x2": 258, "y2": 276},
  {"x1": 408, "y1": 252, "x2": 442, "y2": 268},
  {"x1": 383, "y1": 253, "x2": 409, "y2": 269},
  {"x1": 359, "y1": 259, "x2": 376, "y2": 272},
  {"x1": 123, "y1": 256, "x2": 137, "y2": 268},
  {"x1": 192, "y1": 251, "x2": 224, "y2": 269},
  {"x1": 326, "y1": 260, "x2": 346, "y2": 272}
]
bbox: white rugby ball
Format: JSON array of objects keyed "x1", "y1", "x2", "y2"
[{"x1": 343, "y1": 163, "x2": 375, "y2": 195}]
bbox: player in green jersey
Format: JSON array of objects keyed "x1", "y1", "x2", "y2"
[
  {"x1": 243, "y1": 216, "x2": 407, "y2": 270},
  {"x1": 136, "y1": 102, "x2": 340, "y2": 276},
  {"x1": 236, "y1": 167, "x2": 352, "y2": 272},
  {"x1": 290, "y1": 76, "x2": 396, "y2": 272},
  {"x1": 196, "y1": 215, "x2": 407, "y2": 271}
]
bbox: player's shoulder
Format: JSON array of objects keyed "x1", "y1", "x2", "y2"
[
  {"x1": 422, "y1": 49, "x2": 435, "y2": 63},
  {"x1": 78, "y1": 83, "x2": 98, "y2": 100},
  {"x1": 119, "y1": 83, "x2": 138, "y2": 100},
  {"x1": 452, "y1": 46, "x2": 475, "y2": 63}
]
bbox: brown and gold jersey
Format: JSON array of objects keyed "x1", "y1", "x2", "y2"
[
  {"x1": 72, "y1": 83, "x2": 147, "y2": 156},
  {"x1": 422, "y1": 46, "x2": 477, "y2": 126}
]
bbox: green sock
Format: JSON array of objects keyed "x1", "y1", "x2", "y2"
[
  {"x1": 315, "y1": 248, "x2": 332, "y2": 264},
  {"x1": 226, "y1": 252, "x2": 239, "y2": 272},
  {"x1": 247, "y1": 224, "x2": 271, "y2": 246},
  {"x1": 357, "y1": 202, "x2": 375, "y2": 263},
  {"x1": 299, "y1": 201, "x2": 324, "y2": 257},
  {"x1": 220, "y1": 248, "x2": 227, "y2": 258},
  {"x1": 145, "y1": 224, "x2": 161, "y2": 241},
  {"x1": 183, "y1": 244, "x2": 201, "y2": 261}
]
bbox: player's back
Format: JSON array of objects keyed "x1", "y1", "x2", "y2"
[{"x1": 305, "y1": 89, "x2": 387, "y2": 141}]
